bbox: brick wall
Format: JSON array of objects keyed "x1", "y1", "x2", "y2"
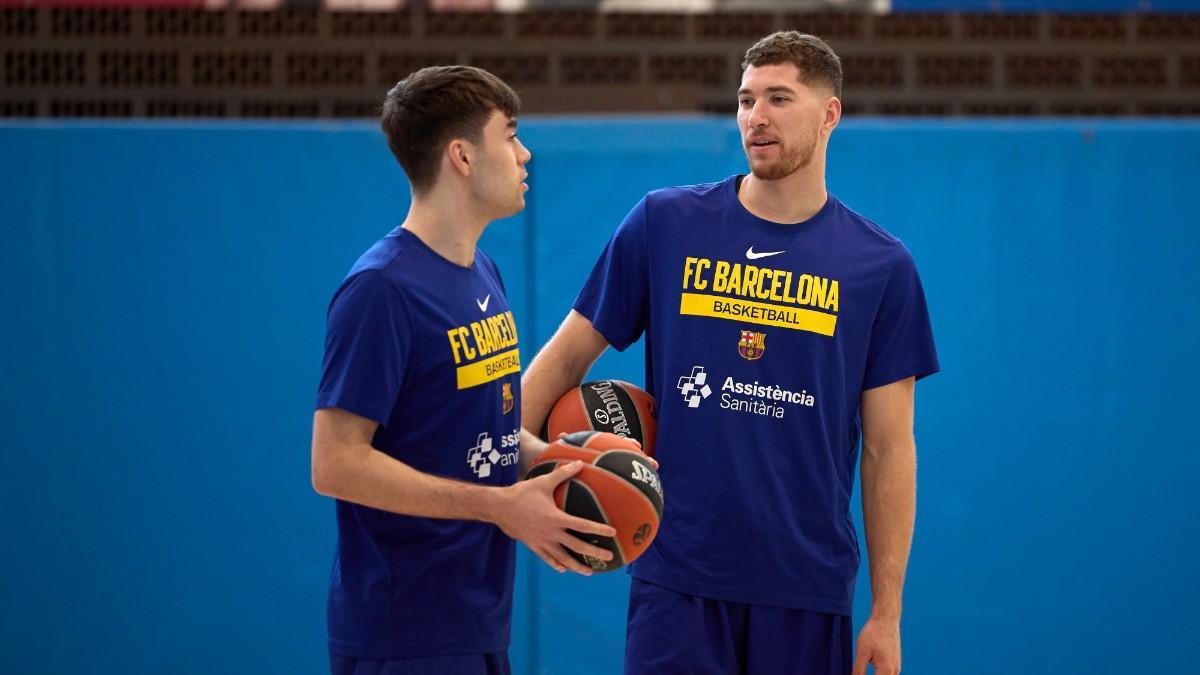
[{"x1": 2, "y1": 8, "x2": 1197, "y2": 117}]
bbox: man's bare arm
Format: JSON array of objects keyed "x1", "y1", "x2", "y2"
[
  {"x1": 852, "y1": 376, "x2": 918, "y2": 675},
  {"x1": 311, "y1": 406, "x2": 615, "y2": 575},
  {"x1": 520, "y1": 310, "x2": 610, "y2": 445}
]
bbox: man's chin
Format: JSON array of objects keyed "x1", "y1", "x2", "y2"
[
  {"x1": 747, "y1": 153, "x2": 812, "y2": 181},
  {"x1": 500, "y1": 198, "x2": 526, "y2": 219},
  {"x1": 749, "y1": 162, "x2": 790, "y2": 181},
  {"x1": 748, "y1": 165, "x2": 772, "y2": 180}
]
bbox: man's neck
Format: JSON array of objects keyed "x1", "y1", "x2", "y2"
[
  {"x1": 401, "y1": 188, "x2": 488, "y2": 268},
  {"x1": 738, "y1": 164, "x2": 828, "y2": 224}
]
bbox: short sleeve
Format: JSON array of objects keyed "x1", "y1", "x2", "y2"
[
  {"x1": 862, "y1": 246, "x2": 940, "y2": 391},
  {"x1": 315, "y1": 270, "x2": 411, "y2": 424},
  {"x1": 572, "y1": 197, "x2": 651, "y2": 351}
]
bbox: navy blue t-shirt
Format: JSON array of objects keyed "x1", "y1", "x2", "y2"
[
  {"x1": 315, "y1": 227, "x2": 522, "y2": 658},
  {"x1": 574, "y1": 176, "x2": 939, "y2": 616}
]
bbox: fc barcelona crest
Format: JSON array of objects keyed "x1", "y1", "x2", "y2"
[
  {"x1": 502, "y1": 382, "x2": 515, "y2": 414},
  {"x1": 738, "y1": 330, "x2": 766, "y2": 361}
]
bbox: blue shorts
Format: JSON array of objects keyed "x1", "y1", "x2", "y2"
[
  {"x1": 624, "y1": 579, "x2": 853, "y2": 675},
  {"x1": 330, "y1": 652, "x2": 510, "y2": 675}
]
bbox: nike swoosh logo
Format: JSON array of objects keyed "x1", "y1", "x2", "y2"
[
  {"x1": 746, "y1": 246, "x2": 785, "y2": 260},
  {"x1": 476, "y1": 295, "x2": 491, "y2": 312}
]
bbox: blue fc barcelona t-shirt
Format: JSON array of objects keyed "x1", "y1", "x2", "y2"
[
  {"x1": 574, "y1": 176, "x2": 939, "y2": 616},
  {"x1": 315, "y1": 227, "x2": 523, "y2": 658}
]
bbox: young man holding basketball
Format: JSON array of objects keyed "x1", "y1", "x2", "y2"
[
  {"x1": 522, "y1": 32, "x2": 938, "y2": 675},
  {"x1": 311, "y1": 66, "x2": 615, "y2": 675}
]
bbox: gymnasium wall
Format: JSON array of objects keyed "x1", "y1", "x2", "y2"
[
  {"x1": 5, "y1": 8, "x2": 1200, "y2": 118},
  {"x1": 1, "y1": 118, "x2": 1197, "y2": 674}
]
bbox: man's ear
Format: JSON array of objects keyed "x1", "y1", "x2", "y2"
[
  {"x1": 824, "y1": 96, "x2": 842, "y2": 133},
  {"x1": 446, "y1": 138, "x2": 473, "y2": 178}
]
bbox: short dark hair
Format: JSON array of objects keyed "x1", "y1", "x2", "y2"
[
  {"x1": 741, "y1": 31, "x2": 842, "y2": 99},
  {"x1": 380, "y1": 65, "x2": 520, "y2": 195}
]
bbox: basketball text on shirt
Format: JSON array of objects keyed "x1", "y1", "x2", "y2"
[
  {"x1": 446, "y1": 310, "x2": 521, "y2": 389},
  {"x1": 679, "y1": 256, "x2": 840, "y2": 336}
]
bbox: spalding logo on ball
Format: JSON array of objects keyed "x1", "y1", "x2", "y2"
[
  {"x1": 545, "y1": 380, "x2": 657, "y2": 457},
  {"x1": 525, "y1": 430, "x2": 663, "y2": 572}
]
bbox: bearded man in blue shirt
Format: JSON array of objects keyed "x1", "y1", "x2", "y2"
[{"x1": 522, "y1": 32, "x2": 939, "y2": 675}]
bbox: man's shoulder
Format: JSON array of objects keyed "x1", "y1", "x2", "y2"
[
  {"x1": 645, "y1": 178, "x2": 730, "y2": 207},
  {"x1": 347, "y1": 228, "x2": 410, "y2": 279},
  {"x1": 831, "y1": 197, "x2": 912, "y2": 260},
  {"x1": 330, "y1": 230, "x2": 420, "y2": 308},
  {"x1": 636, "y1": 178, "x2": 734, "y2": 230}
]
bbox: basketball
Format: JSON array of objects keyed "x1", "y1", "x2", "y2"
[
  {"x1": 545, "y1": 380, "x2": 658, "y2": 457},
  {"x1": 525, "y1": 431, "x2": 664, "y2": 573}
]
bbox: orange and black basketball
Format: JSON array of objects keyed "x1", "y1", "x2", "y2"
[
  {"x1": 545, "y1": 380, "x2": 658, "y2": 457},
  {"x1": 525, "y1": 431, "x2": 663, "y2": 573}
]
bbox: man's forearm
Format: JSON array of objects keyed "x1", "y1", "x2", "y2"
[
  {"x1": 519, "y1": 311, "x2": 611, "y2": 476},
  {"x1": 518, "y1": 428, "x2": 549, "y2": 477},
  {"x1": 860, "y1": 438, "x2": 916, "y2": 622},
  {"x1": 315, "y1": 441, "x2": 505, "y2": 523},
  {"x1": 521, "y1": 311, "x2": 610, "y2": 434},
  {"x1": 518, "y1": 352, "x2": 582, "y2": 478},
  {"x1": 522, "y1": 354, "x2": 587, "y2": 434}
]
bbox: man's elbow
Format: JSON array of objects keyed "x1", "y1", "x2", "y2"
[
  {"x1": 311, "y1": 447, "x2": 343, "y2": 497},
  {"x1": 861, "y1": 435, "x2": 916, "y2": 463}
]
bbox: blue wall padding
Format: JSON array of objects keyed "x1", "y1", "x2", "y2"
[{"x1": 1, "y1": 118, "x2": 1197, "y2": 675}]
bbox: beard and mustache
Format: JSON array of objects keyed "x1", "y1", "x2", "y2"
[{"x1": 744, "y1": 122, "x2": 822, "y2": 181}]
